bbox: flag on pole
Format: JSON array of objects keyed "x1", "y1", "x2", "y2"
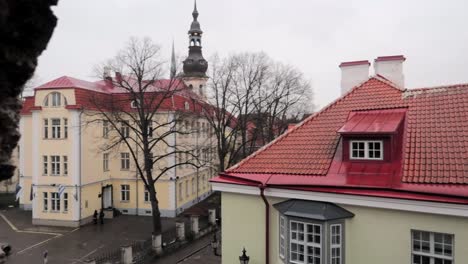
[
  {"x1": 15, "y1": 185, "x2": 22, "y2": 201},
  {"x1": 58, "y1": 185, "x2": 65, "y2": 198}
]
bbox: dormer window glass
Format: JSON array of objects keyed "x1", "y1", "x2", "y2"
[{"x1": 350, "y1": 140, "x2": 383, "y2": 160}]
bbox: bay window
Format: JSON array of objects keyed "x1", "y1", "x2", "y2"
[{"x1": 412, "y1": 230, "x2": 453, "y2": 264}]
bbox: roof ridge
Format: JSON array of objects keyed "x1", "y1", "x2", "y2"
[
  {"x1": 409, "y1": 83, "x2": 468, "y2": 91},
  {"x1": 227, "y1": 76, "x2": 400, "y2": 173}
]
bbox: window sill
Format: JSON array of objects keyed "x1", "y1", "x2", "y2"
[
  {"x1": 120, "y1": 200, "x2": 130, "y2": 203},
  {"x1": 121, "y1": 169, "x2": 130, "y2": 171}
]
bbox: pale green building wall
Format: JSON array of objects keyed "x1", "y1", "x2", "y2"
[{"x1": 221, "y1": 192, "x2": 468, "y2": 264}]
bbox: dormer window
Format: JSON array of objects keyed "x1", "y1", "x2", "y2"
[
  {"x1": 350, "y1": 140, "x2": 383, "y2": 160},
  {"x1": 184, "y1": 101, "x2": 190, "y2": 110},
  {"x1": 131, "y1": 99, "x2": 140, "y2": 108},
  {"x1": 44, "y1": 92, "x2": 66, "y2": 107}
]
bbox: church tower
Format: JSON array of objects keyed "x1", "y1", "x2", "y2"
[{"x1": 181, "y1": 0, "x2": 208, "y2": 98}]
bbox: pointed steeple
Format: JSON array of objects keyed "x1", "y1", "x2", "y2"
[
  {"x1": 170, "y1": 40, "x2": 176, "y2": 79},
  {"x1": 183, "y1": 0, "x2": 208, "y2": 78}
]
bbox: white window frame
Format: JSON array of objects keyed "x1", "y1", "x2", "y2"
[
  {"x1": 43, "y1": 192, "x2": 48, "y2": 211},
  {"x1": 42, "y1": 155, "x2": 48, "y2": 175},
  {"x1": 43, "y1": 119, "x2": 49, "y2": 139},
  {"x1": 103, "y1": 153, "x2": 109, "y2": 171},
  {"x1": 121, "y1": 185, "x2": 130, "y2": 201},
  {"x1": 289, "y1": 220, "x2": 322, "y2": 264},
  {"x1": 349, "y1": 140, "x2": 383, "y2": 160},
  {"x1": 51, "y1": 92, "x2": 61, "y2": 107},
  {"x1": 51, "y1": 155, "x2": 60, "y2": 176},
  {"x1": 192, "y1": 178, "x2": 196, "y2": 195},
  {"x1": 63, "y1": 155, "x2": 68, "y2": 176},
  {"x1": 279, "y1": 216, "x2": 286, "y2": 259},
  {"x1": 120, "y1": 121, "x2": 130, "y2": 138},
  {"x1": 412, "y1": 230, "x2": 454, "y2": 264},
  {"x1": 63, "y1": 193, "x2": 68, "y2": 212},
  {"x1": 186, "y1": 181, "x2": 189, "y2": 197},
  {"x1": 178, "y1": 182, "x2": 183, "y2": 201},
  {"x1": 121, "y1": 152, "x2": 130, "y2": 170},
  {"x1": 51, "y1": 118, "x2": 61, "y2": 139},
  {"x1": 63, "y1": 118, "x2": 68, "y2": 138},
  {"x1": 103, "y1": 120, "x2": 109, "y2": 138},
  {"x1": 330, "y1": 224, "x2": 342, "y2": 264},
  {"x1": 51, "y1": 192, "x2": 60, "y2": 211},
  {"x1": 144, "y1": 188, "x2": 150, "y2": 202}
]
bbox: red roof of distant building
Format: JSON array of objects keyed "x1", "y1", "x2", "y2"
[{"x1": 213, "y1": 77, "x2": 468, "y2": 200}]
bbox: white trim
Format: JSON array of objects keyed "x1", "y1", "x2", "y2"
[
  {"x1": 212, "y1": 182, "x2": 260, "y2": 195},
  {"x1": 70, "y1": 110, "x2": 81, "y2": 221},
  {"x1": 212, "y1": 182, "x2": 468, "y2": 217},
  {"x1": 19, "y1": 118, "x2": 25, "y2": 176},
  {"x1": 31, "y1": 111, "x2": 40, "y2": 219}
]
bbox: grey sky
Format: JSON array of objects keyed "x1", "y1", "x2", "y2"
[{"x1": 35, "y1": 0, "x2": 468, "y2": 108}]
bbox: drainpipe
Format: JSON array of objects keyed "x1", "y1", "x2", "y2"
[
  {"x1": 78, "y1": 109, "x2": 83, "y2": 223},
  {"x1": 259, "y1": 185, "x2": 270, "y2": 264}
]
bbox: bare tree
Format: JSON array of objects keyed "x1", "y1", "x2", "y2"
[
  {"x1": 86, "y1": 37, "x2": 204, "y2": 252},
  {"x1": 202, "y1": 52, "x2": 313, "y2": 172}
]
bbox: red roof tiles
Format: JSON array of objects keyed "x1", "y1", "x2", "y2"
[{"x1": 226, "y1": 77, "x2": 468, "y2": 189}]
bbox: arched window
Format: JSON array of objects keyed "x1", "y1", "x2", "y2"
[
  {"x1": 199, "y1": 85, "x2": 203, "y2": 96},
  {"x1": 189, "y1": 84, "x2": 193, "y2": 90},
  {"x1": 43, "y1": 92, "x2": 67, "y2": 107}
]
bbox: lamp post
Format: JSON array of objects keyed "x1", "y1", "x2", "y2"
[
  {"x1": 239, "y1": 248, "x2": 250, "y2": 264},
  {"x1": 211, "y1": 232, "x2": 220, "y2": 256}
]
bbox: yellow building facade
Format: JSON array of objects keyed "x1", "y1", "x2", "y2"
[{"x1": 18, "y1": 80, "x2": 217, "y2": 227}]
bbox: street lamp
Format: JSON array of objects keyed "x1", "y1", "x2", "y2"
[
  {"x1": 211, "y1": 232, "x2": 220, "y2": 256},
  {"x1": 239, "y1": 248, "x2": 250, "y2": 264}
]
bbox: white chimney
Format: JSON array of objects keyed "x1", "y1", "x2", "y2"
[
  {"x1": 374, "y1": 55, "x2": 406, "y2": 88},
  {"x1": 339, "y1": 60, "x2": 370, "y2": 95}
]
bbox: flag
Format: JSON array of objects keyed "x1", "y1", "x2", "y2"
[
  {"x1": 15, "y1": 185, "x2": 22, "y2": 201},
  {"x1": 58, "y1": 185, "x2": 65, "y2": 198}
]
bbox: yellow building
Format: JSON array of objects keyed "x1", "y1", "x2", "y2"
[{"x1": 17, "y1": 2, "x2": 217, "y2": 227}]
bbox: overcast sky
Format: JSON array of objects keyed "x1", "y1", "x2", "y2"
[{"x1": 35, "y1": 0, "x2": 468, "y2": 108}]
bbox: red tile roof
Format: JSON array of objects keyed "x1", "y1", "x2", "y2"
[
  {"x1": 338, "y1": 108, "x2": 406, "y2": 134},
  {"x1": 219, "y1": 77, "x2": 468, "y2": 198}
]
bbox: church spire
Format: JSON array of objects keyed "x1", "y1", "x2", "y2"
[
  {"x1": 182, "y1": 0, "x2": 208, "y2": 78},
  {"x1": 170, "y1": 40, "x2": 176, "y2": 79}
]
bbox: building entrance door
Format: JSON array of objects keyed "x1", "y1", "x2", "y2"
[{"x1": 102, "y1": 185, "x2": 113, "y2": 209}]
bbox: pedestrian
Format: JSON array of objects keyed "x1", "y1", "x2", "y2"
[
  {"x1": 93, "y1": 210, "x2": 98, "y2": 225},
  {"x1": 43, "y1": 250, "x2": 48, "y2": 264},
  {"x1": 99, "y1": 209, "x2": 104, "y2": 225}
]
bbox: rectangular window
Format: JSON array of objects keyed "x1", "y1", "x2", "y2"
[
  {"x1": 120, "y1": 121, "x2": 129, "y2": 138},
  {"x1": 350, "y1": 140, "x2": 383, "y2": 160},
  {"x1": 51, "y1": 192, "x2": 60, "y2": 211},
  {"x1": 290, "y1": 220, "x2": 321, "y2": 264},
  {"x1": 63, "y1": 156, "x2": 68, "y2": 176},
  {"x1": 185, "y1": 121, "x2": 189, "y2": 137},
  {"x1": 63, "y1": 118, "x2": 68, "y2": 138},
  {"x1": 279, "y1": 216, "x2": 286, "y2": 258},
  {"x1": 51, "y1": 155, "x2": 60, "y2": 175},
  {"x1": 43, "y1": 156, "x2": 48, "y2": 175},
  {"x1": 186, "y1": 181, "x2": 189, "y2": 197},
  {"x1": 103, "y1": 153, "x2": 109, "y2": 171},
  {"x1": 103, "y1": 120, "x2": 109, "y2": 138},
  {"x1": 192, "y1": 178, "x2": 195, "y2": 195},
  {"x1": 63, "y1": 193, "x2": 68, "y2": 212},
  {"x1": 51, "y1": 118, "x2": 61, "y2": 139},
  {"x1": 144, "y1": 188, "x2": 149, "y2": 202},
  {"x1": 43, "y1": 119, "x2": 49, "y2": 139},
  {"x1": 43, "y1": 192, "x2": 48, "y2": 211},
  {"x1": 412, "y1": 230, "x2": 453, "y2": 264},
  {"x1": 330, "y1": 224, "x2": 342, "y2": 264},
  {"x1": 148, "y1": 121, "x2": 153, "y2": 138},
  {"x1": 121, "y1": 185, "x2": 130, "y2": 201},
  {"x1": 51, "y1": 92, "x2": 61, "y2": 106},
  {"x1": 178, "y1": 182, "x2": 183, "y2": 201},
  {"x1": 121, "y1": 152, "x2": 130, "y2": 170}
]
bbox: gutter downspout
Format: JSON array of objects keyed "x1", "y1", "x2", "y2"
[
  {"x1": 78, "y1": 109, "x2": 83, "y2": 224},
  {"x1": 259, "y1": 184, "x2": 270, "y2": 264}
]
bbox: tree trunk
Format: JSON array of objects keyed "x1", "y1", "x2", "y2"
[{"x1": 150, "y1": 198, "x2": 163, "y2": 254}]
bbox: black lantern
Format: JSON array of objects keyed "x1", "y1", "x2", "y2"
[
  {"x1": 211, "y1": 232, "x2": 220, "y2": 256},
  {"x1": 239, "y1": 248, "x2": 249, "y2": 264}
]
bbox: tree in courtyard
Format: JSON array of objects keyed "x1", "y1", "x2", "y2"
[{"x1": 87, "y1": 37, "x2": 204, "y2": 252}]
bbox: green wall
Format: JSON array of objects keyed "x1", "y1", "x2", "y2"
[{"x1": 221, "y1": 192, "x2": 468, "y2": 264}]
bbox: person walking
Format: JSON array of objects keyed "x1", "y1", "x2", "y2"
[
  {"x1": 99, "y1": 209, "x2": 105, "y2": 225},
  {"x1": 43, "y1": 250, "x2": 48, "y2": 264},
  {"x1": 93, "y1": 210, "x2": 98, "y2": 225}
]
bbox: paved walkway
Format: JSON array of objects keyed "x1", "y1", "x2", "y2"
[
  {"x1": 153, "y1": 231, "x2": 221, "y2": 264},
  {"x1": 0, "y1": 207, "x2": 174, "y2": 264}
]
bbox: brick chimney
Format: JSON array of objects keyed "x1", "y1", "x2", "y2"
[
  {"x1": 339, "y1": 60, "x2": 370, "y2": 95},
  {"x1": 374, "y1": 55, "x2": 406, "y2": 88}
]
